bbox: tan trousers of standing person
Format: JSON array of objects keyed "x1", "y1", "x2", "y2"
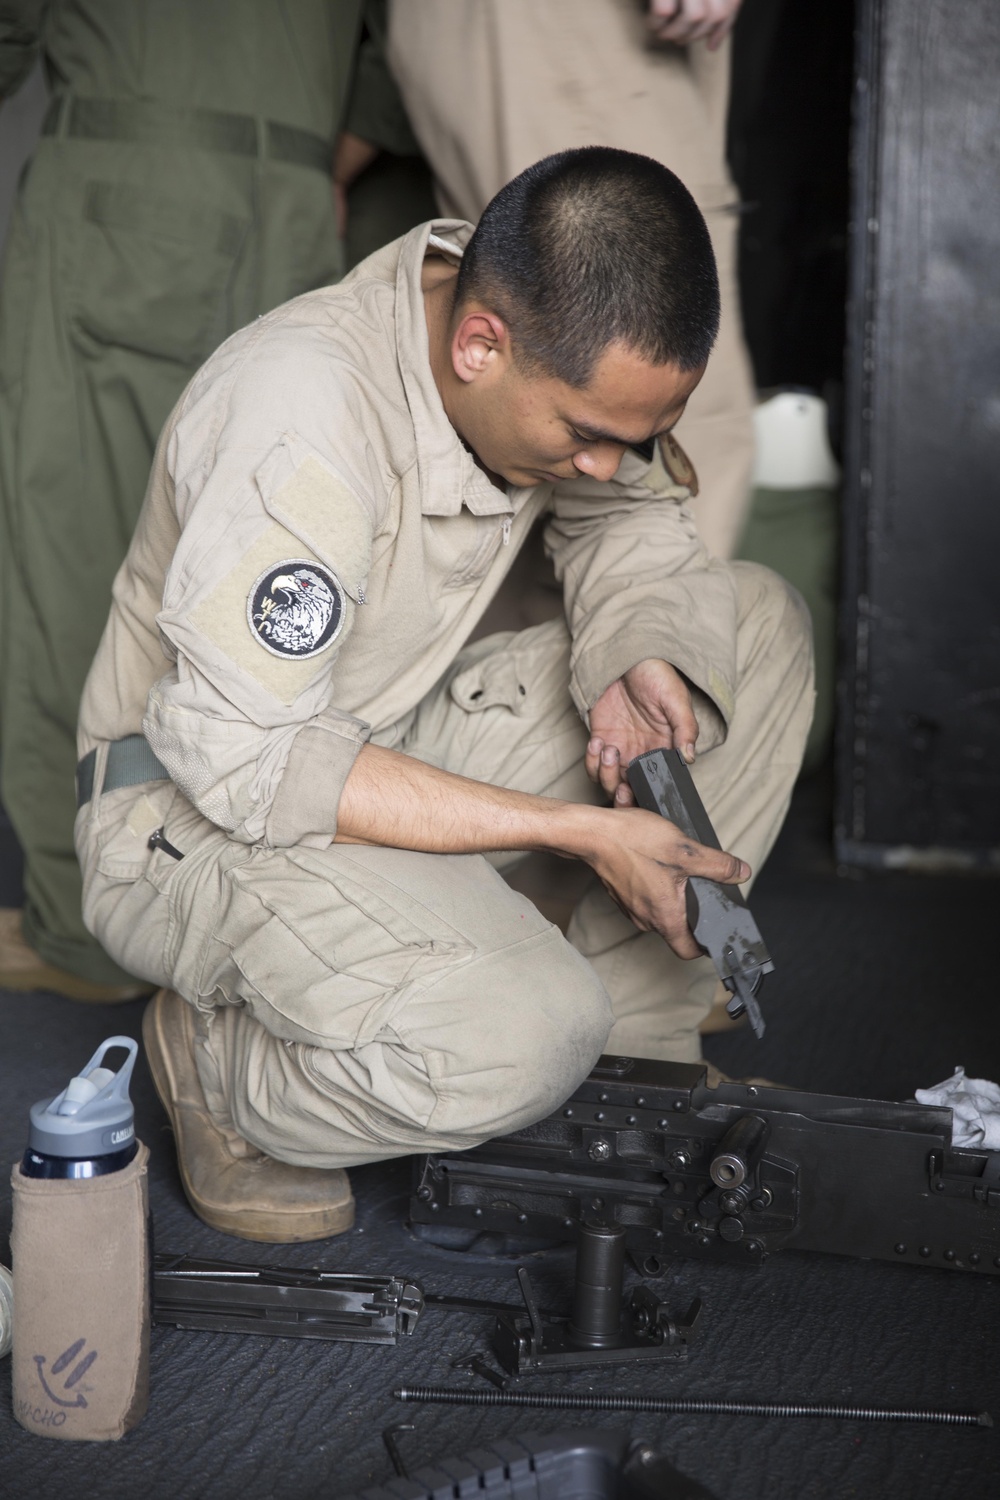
[
  {"x1": 78, "y1": 563, "x2": 812, "y2": 1169},
  {"x1": 387, "y1": 0, "x2": 757, "y2": 560}
]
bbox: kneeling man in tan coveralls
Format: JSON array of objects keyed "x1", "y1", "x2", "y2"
[{"x1": 75, "y1": 148, "x2": 813, "y2": 1243}]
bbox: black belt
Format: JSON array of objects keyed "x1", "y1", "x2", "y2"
[
  {"x1": 77, "y1": 735, "x2": 169, "y2": 809},
  {"x1": 43, "y1": 94, "x2": 332, "y2": 175}
]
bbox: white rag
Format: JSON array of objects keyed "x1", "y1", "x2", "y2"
[{"x1": 915, "y1": 1067, "x2": 1000, "y2": 1150}]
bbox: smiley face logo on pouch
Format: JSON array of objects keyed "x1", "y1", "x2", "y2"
[
  {"x1": 247, "y1": 561, "x2": 345, "y2": 659},
  {"x1": 34, "y1": 1339, "x2": 98, "y2": 1408}
]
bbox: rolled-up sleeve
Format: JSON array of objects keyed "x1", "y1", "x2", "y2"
[
  {"x1": 545, "y1": 445, "x2": 740, "y2": 727},
  {"x1": 265, "y1": 706, "x2": 371, "y2": 845}
]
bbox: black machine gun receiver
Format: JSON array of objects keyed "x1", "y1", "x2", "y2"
[{"x1": 412, "y1": 1056, "x2": 1000, "y2": 1277}]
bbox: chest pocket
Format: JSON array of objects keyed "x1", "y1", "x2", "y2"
[
  {"x1": 427, "y1": 511, "x2": 511, "y2": 591},
  {"x1": 257, "y1": 443, "x2": 373, "y2": 606}
]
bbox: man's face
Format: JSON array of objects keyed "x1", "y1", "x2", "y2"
[{"x1": 455, "y1": 335, "x2": 705, "y2": 489}]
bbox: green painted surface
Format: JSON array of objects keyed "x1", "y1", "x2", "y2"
[{"x1": 738, "y1": 485, "x2": 839, "y2": 772}]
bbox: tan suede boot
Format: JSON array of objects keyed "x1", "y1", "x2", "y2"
[
  {"x1": 0, "y1": 908, "x2": 153, "y2": 1002},
  {"x1": 142, "y1": 989, "x2": 354, "y2": 1242}
]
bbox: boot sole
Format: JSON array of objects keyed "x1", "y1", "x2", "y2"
[{"x1": 142, "y1": 994, "x2": 354, "y2": 1243}]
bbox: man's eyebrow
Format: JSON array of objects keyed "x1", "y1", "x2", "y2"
[
  {"x1": 569, "y1": 419, "x2": 677, "y2": 447},
  {"x1": 570, "y1": 422, "x2": 637, "y2": 445}
]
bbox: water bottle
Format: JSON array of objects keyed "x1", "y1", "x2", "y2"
[{"x1": 11, "y1": 1037, "x2": 150, "y2": 1441}]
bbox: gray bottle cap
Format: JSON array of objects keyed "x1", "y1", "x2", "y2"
[{"x1": 28, "y1": 1036, "x2": 138, "y2": 1160}]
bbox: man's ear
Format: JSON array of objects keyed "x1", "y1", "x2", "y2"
[{"x1": 451, "y1": 307, "x2": 510, "y2": 385}]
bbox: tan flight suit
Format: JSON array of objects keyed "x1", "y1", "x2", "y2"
[
  {"x1": 76, "y1": 222, "x2": 812, "y2": 1170},
  {"x1": 387, "y1": 0, "x2": 756, "y2": 561}
]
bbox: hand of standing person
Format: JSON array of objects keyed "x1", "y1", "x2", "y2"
[
  {"x1": 332, "y1": 130, "x2": 380, "y2": 236},
  {"x1": 647, "y1": 0, "x2": 743, "y2": 50}
]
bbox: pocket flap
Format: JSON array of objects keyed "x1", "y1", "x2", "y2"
[
  {"x1": 255, "y1": 438, "x2": 374, "y2": 603},
  {"x1": 450, "y1": 652, "x2": 531, "y2": 715}
]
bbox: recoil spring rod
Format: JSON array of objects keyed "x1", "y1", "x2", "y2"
[{"x1": 394, "y1": 1386, "x2": 991, "y2": 1427}]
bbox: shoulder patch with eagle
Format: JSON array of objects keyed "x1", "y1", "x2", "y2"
[{"x1": 247, "y1": 560, "x2": 345, "y2": 659}]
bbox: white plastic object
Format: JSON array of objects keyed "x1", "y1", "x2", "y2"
[
  {"x1": 751, "y1": 392, "x2": 840, "y2": 490},
  {"x1": 58, "y1": 1065, "x2": 117, "y2": 1115}
]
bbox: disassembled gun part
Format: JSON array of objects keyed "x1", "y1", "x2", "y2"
[
  {"x1": 425, "y1": 1290, "x2": 559, "y2": 1320},
  {"x1": 393, "y1": 1386, "x2": 993, "y2": 1428},
  {"x1": 710, "y1": 1114, "x2": 770, "y2": 1189},
  {"x1": 492, "y1": 1221, "x2": 700, "y2": 1376},
  {"x1": 152, "y1": 1253, "x2": 423, "y2": 1344},
  {"x1": 627, "y1": 747, "x2": 772, "y2": 1037},
  {"x1": 381, "y1": 1424, "x2": 415, "y2": 1479},
  {"x1": 412, "y1": 1054, "x2": 1000, "y2": 1275}
]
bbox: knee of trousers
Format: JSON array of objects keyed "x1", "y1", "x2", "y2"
[
  {"x1": 732, "y1": 560, "x2": 814, "y2": 676},
  {"x1": 219, "y1": 924, "x2": 616, "y2": 1169},
  {"x1": 419, "y1": 926, "x2": 616, "y2": 1148}
]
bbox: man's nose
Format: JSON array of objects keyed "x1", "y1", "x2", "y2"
[{"x1": 572, "y1": 444, "x2": 625, "y2": 483}]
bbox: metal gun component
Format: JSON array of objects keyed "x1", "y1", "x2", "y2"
[
  {"x1": 710, "y1": 1114, "x2": 770, "y2": 1189},
  {"x1": 425, "y1": 1290, "x2": 559, "y2": 1320},
  {"x1": 627, "y1": 748, "x2": 772, "y2": 1037},
  {"x1": 491, "y1": 1221, "x2": 700, "y2": 1376},
  {"x1": 393, "y1": 1386, "x2": 993, "y2": 1428},
  {"x1": 152, "y1": 1253, "x2": 423, "y2": 1344},
  {"x1": 381, "y1": 1424, "x2": 414, "y2": 1479},
  {"x1": 450, "y1": 1349, "x2": 515, "y2": 1390},
  {"x1": 411, "y1": 1054, "x2": 1000, "y2": 1276}
]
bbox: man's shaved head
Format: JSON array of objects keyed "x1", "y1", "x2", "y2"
[{"x1": 454, "y1": 146, "x2": 720, "y2": 388}]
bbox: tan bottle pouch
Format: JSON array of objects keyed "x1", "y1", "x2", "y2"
[{"x1": 11, "y1": 1142, "x2": 149, "y2": 1441}]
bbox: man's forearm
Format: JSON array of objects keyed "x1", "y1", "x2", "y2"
[
  {"x1": 335, "y1": 744, "x2": 602, "y2": 864},
  {"x1": 334, "y1": 742, "x2": 750, "y2": 959},
  {"x1": 335, "y1": 742, "x2": 602, "y2": 861}
]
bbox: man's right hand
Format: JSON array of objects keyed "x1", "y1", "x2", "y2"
[
  {"x1": 335, "y1": 743, "x2": 749, "y2": 961},
  {"x1": 581, "y1": 805, "x2": 750, "y2": 958}
]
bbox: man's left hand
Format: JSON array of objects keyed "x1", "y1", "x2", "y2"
[{"x1": 587, "y1": 659, "x2": 698, "y2": 806}]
